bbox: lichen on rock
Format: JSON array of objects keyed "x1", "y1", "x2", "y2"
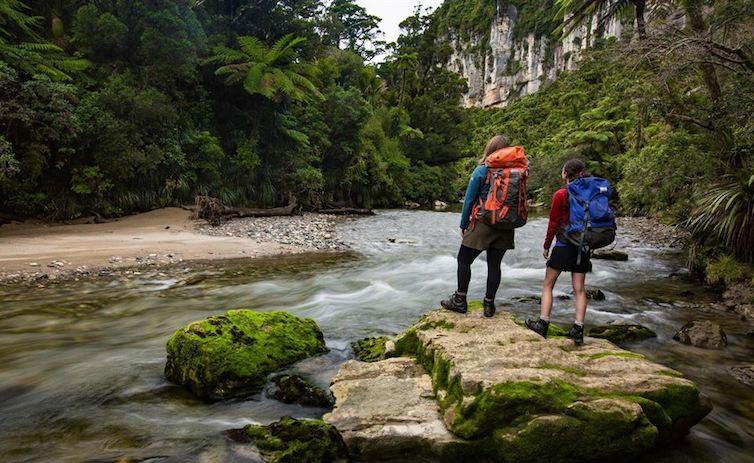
[
  {"x1": 229, "y1": 416, "x2": 347, "y2": 463},
  {"x1": 165, "y1": 310, "x2": 327, "y2": 399}
]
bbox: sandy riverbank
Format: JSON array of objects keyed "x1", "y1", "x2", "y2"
[{"x1": 0, "y1": 208, "x2": 343, "y2": 284}]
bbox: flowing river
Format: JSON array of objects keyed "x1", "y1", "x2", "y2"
[{"x1": 0, "y1": 211, "x2": 752, "y2": 462}]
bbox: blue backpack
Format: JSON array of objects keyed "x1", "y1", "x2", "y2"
[{"x1": 557, "y1": 176, "x2": 617, "y2": 261}]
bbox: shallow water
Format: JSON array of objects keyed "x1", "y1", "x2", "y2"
[{"x1": 0, "y1": 210, "x2": 752, "y2": 462}]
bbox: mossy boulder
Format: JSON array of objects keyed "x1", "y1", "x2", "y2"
[
  {"x1": 370, "y1": 306, "x2": 711, "y2": 462},
  {"x1": 588, "y1": 324, "x2": 657, "y2": 344},
  {"x1": 352, "y1": 336, "x2": 388, "y2": 362},
  {"x1": 270, "y1": 374, "x2": 333, "y2": 408},
  {"x1": 165, "y1": 310, "x2": 327, "y2": 399},
  {"x1": 229, "y1": 417, "x2": 347, "y2": 463}
]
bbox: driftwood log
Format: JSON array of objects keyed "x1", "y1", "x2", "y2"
[
  {"x1": 318, "y1": 208, "x2": 375, "y2": 216},
  {"x1": 194, "y1": 196, "x2": 298, "y2": 226}
]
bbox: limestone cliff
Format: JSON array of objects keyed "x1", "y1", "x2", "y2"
[{"x1": 437, "y1": 1, "x2": 629, "y2": 107}]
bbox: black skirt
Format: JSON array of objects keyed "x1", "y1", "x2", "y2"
[{"x1": 547, "y1": 244, "x2": 592, "y2": 273}]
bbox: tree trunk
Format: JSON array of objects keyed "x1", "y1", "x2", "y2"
[
  {"x1": 684, "y1": 0, "x2": 722, "y2": 101},
  {"x1": 633, "y1": 0, "x2": 647, "y2": 40}
]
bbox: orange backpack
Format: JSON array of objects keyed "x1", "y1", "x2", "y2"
[{"x1": 471, "y1": 146, "x2": 529, "y2": 230}]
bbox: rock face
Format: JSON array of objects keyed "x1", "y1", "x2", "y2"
[
  {"x1": 165, "y1": 310, "x2": 327, "y2": 399},
  {"x1": 270, "y1": 375, "x2": 333, "y2": 408},
  {"x1": 588, "y1": 324, "x2": 657, "y2": 344},
  {"x1": 443, "y1": 2, "x2": 627, "y2": 108},
  {"x1": 324, "y1": 358, "x2": 470, "y2": 461},
  {"x1": 229, "y1": 417, "x2": 348, "y2": 463},
  {"x1": 730, "y1": 366, "x2": 754, "y2": 386},
  {"x1": 327, "y1": 307, "x2": 711, "y2": 462},
  {"x1": 673, "y1": 320, "x2": 728, "y2": 349}
]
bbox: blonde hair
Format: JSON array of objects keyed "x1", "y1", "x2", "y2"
[{"x1": 479, "y1": 135, "x2": 510, "y2": 164}]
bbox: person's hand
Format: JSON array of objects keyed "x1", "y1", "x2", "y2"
[
  {"x1": 543, "y1": 248, "x2": 550, "y2": 260},
  {"x1": 460, "y1": 228, "x2": 466, "y2": 238}
]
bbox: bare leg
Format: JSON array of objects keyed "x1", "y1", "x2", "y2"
[
  {"x1": 571, "y1": 272, "x2": 587, "y2": 324},
  {"x1": 540, "y1": 266, "x2": 562, "y2": 320}
]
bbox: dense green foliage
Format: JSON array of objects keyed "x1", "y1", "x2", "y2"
[{"x1": 0, "y1": 0, "x2": 470, "y2": 218}]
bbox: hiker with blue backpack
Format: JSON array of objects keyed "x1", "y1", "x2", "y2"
[
  {"x1": 526, "y1": 159, "x2": 617, "y2": 345},
  {"x1": 441, "y1": 135, "x2": 530, "y2": 318}
]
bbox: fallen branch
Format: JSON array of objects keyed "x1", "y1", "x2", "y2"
[{"x1": 194, "y1": 195, "x2": 298, "y2": 226}]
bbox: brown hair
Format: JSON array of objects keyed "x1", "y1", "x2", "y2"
[
  {"x1": 479, "y1": 135, "x2": 510, "y2": 164},
  {"x1": 563, "y1": 158, "x2": 587, "y2": 181}
]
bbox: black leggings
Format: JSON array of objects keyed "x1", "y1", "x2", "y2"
[{"x1": 457, "y1": 245, "x2": 506, "y2": 300}]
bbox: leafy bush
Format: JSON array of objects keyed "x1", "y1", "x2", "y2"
[{"x1": 705, "y1": 254, "x2": 751, "y2": 286}]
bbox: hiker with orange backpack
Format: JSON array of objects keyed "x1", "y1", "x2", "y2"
[
  {"x1": 525, "y1": 159, "x2": 617, "y2": 345},
  {"x1": 441, "y1": 135, "x2": 529, "y2": 318}
]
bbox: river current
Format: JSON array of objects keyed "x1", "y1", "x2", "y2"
[{"x1": 0, "y1": 210, "x2": 751, "y2": 462}]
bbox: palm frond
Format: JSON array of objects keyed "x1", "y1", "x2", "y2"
[{"x1": 237, "y1": 35, "x2": 267, "y2": 62}]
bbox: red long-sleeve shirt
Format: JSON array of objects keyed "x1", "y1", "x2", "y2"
[{"x1": 544, "y1": 188, "x2": 569, "y2": 249}]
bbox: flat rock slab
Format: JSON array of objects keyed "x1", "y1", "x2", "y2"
[
  {"x1": 389, "y1": 306, "x2": 712, "y2": 462},
  {"x1": 324, "y1": 357, "x2": 465, "y2": 461}
]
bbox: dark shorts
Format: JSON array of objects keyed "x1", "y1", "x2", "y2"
[
  {"x1": 547, "y1": 244, "x2": 592, "y2": 273},
  {"x1": 462, "y1": 221, "x2": 515, "y2": 251}
]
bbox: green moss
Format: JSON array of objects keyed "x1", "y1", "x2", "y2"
[
  {"x1": 588, "y1": 352, "x2": 645, "y2": 360},
  {"x1": 467, "y1": 300, "x2": 484, "y2": 312},
  {"x1": 419, "y1": 320, "x2": 456, "y2": 331},
  {"x1": 270, "y1": 375, "x2": 332, "y2": 408},
  {"x1": 587, "y1": 324, "x2": 657, "y2": 344},
  {"x1": 657, "y1": 369, "x2": 684, "y2": 378},
  {"x1": 640, "y1": 383, "x2": 711, "y2": 425},
  {"x1": 450, "y1": 380, "x2": 580, "y2": 439},
  {"x1": 706, "y1": 254, "x2": 751, "y2": 286},
  {"x1": 239, "y1": 417, "x2": 347, "y2": 463},
  {"x1": 164, "y1": 310, "x2": 327, "y2": 399},
  {"x1": 394, "y1": 328, "x2": 421, "y2": 356},
  {"x1": 351, "y1": 336, "x2": 388, "y2": 362}
]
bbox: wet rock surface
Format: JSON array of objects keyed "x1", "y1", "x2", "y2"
[
  {"x1": 588, "y1": 324, "x2": 657, "y2": 344},
  {"x1": 730, "y1": 365, "x2": 754, "y2": 386},
  {"x1": 229, "y1": 416, "x2": 347, "y2": 463},
  {"x1": 165, "y1": 310, "x2": 327, "y2": 399},
  {"x1": 673, "y1": 320, "x2": 728, "y2": 349},
  {"x1": 197, "y1": 213, "x2": 347, "y2": 251},
  {"x1": 326, "y1": 304, "x2": 712, "y2": 462},
  {"x1": 269, "y1": 374, "x2": 332, "y2": 408},
  {"x1": 592, "y1": 249, "x2": 629, "y2": 261}
]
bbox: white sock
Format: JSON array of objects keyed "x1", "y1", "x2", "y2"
[
  {"x1": 575, "y1": 320, "x2": 584, "y2": 327},
  {"x1": 540, "y1": 316, "x2": 550, "y2": 322}
]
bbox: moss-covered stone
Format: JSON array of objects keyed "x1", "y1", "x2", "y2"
[
  {"x1": 351, "y1": 336, "x2": 388, "y2": 362},
  {"x1": 389, "y1": 308, "x2": 712, "y2": 462},
  {"x1": 588, "y1": 324, "x2": 657, "y2": 344},
  {"x1": 165, "y1": 310, "x2": 327, "y2": 399},
  {"x1": 270, "y1": 375, "x2": 332, "y2": 408},
  {"x1": 232, "y1": 417, "x2": 347, "y2": 463}
]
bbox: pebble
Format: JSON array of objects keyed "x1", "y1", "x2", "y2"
[{"x1": 197, "y1": 213, "x2": 347, "y2": 251}]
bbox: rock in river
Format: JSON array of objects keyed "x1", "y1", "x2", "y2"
[
  {"x1": 165, "y1": 310, "x2": 327, "y2": 399},
  {"x1": 351, "y1": 336, "x2": 390, "y2": 362},
  {"x1": 229, "y1": 416, "x2": 347, "y2": 463},
  {"x1": 588, "y1": 324, "x2": 657, "y2": 344},
  {"x1": 592, "y1": 249, "x2": 629, "y2": 261},
  {"x1": 673, "y1": 320, "x2": 728, "y2": 349},
  {"x1": 326, "y1": 307, "x2": 711, "y2": 462},
  {"x1": 270, "y1": 374, "x2": 332, "y2": 408}
]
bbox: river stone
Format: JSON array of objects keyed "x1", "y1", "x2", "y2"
[
  {"x1": 388, "y1": 307, "x2": 711, "y2": 462},
  {"x1": 673, "y1": 320, "x2": 728, "y2": 349},
  {"x1": 165, "y1": 310, "x2": 327, "y2": 399},
  {"x1": 229, "y1": 416, "x2": 347, "y2": 463},
  {"x1": 592, "y1": 250, "x2": 629, "y2": 261},
  {"x1": 324, "y1": 358, "x2": 474, "y2": 461},
  {"x1": 588, "y1": 324, "x2": 657, "y2": 344},
  {"x1": 586, "y1": 288, "x2": 606, "y2": 301},
  {"x1": 730, "y1": 366, "x2": 754, "y2": 386},
  {"x1": 270, "y1": 375, "x2": 332, "y2": 408}
]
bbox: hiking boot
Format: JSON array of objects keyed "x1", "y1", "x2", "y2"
[
  {"x1": 483, "y1": 298, "x2": 496, "y2": 318},
  {"x1": 566, "y1": 324, "x2": 584, "y2": 346},
  {"x1": 441, "y1": 292, "x2": 467, "y2": 314},
  {"x1": 525, "y1": 318, "x2": 549, "y2": 338}
]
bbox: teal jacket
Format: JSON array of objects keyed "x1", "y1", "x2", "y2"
[{"x1": 460, "y1": 165, "x2": 490, "y2": 230}]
